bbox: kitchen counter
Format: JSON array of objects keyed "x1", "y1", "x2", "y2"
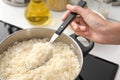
[{"x1": 0, "y1": 0, "x2": 120, "y2": 80}]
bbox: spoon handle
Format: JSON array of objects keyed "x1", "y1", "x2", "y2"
[{"x1": 55, "y1": 0, "x2": 86, "y2": 35}]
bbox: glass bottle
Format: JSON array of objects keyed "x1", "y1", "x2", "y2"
[{"x1": 25, "y1": 0, "x2": 50, "y2": 25}]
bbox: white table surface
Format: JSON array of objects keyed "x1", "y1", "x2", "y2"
[{"x1": 0, "y1": 0, "x2": 120, "y2": 80}]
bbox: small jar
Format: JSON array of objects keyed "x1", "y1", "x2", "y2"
[
  {"x1": 97, "y1": 0, "x2": 111, "y2": 18},
  {"x1": 45, "y1": 0, "x2": 70, "y2": 11},
  {"x1": 84, "y1": 0, "x2": 111, "y2": 18}
]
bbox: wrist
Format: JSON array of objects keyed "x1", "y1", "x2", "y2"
[{"x1": 101, "y1": 21, "x2": 120, "y2": 44}]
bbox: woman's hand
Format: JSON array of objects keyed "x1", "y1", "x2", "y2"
[{"x1": 62, "y1": 4, "x2": 120, "y2": 44}]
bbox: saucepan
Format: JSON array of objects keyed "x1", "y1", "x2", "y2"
[{"x1": 0, "y1": 28, "x2": 94, "y2": 80}]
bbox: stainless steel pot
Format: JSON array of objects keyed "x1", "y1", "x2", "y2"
[{"x1": 0, "y1": 28, "x2": 94, "y2": 80}]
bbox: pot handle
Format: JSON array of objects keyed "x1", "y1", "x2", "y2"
[{"x1": 70, "y1": 34, "x2": 94, "y2": 57}]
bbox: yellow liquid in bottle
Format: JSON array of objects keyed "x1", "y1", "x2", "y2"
[{"x1": 25, "y1": 0, "x2": 50, "y2": 25}]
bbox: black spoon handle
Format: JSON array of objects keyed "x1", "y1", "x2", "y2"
[{"x1": 55, "y1": 0, "x2": 86, "y2": 35}]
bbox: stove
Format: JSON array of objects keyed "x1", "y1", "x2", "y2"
[{"x1": 0, "y1": 20, "x2": 119, "y2": 80}]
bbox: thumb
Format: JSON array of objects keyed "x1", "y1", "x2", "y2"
[{"x1": 66, "y1": 4, "x2": 86, "y2": 17}]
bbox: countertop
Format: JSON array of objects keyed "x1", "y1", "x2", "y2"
[{"x1": 0, "y1": 0, "x2": 120, "y2": 80}]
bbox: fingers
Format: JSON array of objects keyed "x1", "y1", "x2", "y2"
[
  {"x1": 73, "y1": 24, "x2": 90, "y2": 37},
  {"x1": 71, "y1": 15, "x2": 88, "y2": 31},
  {"x1": 66, "y1": 4, "x2": 87, "y2": 17},
  {"x1": 61, "y1": 10, "x2": 70, "y2": 21},
  {"x1": 61, "y1": 4, "x2": 90, "y2": 37},
  {"x1": 70, "y1": 16, "x2": 89, "y2": 36},
  {"x1": 61, "y1": 4, "x2": 87, "y2": 22},
  {"x1": 71, "y1": 23, "x2": 88, "y2": 34},
  {"x1": 70, "y1": 21, "x2": 80, "y2": 32}
]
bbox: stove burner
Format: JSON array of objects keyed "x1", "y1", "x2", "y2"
[{"x1": 0, "y1": 20, "x2": 21, "y2": 41}]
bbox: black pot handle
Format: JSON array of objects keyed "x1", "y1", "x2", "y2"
[{"x1": 70, "y1": 34, "x2": 94, "y2": 57}]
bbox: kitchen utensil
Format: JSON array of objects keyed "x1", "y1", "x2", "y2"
[
  {"x1": 25, "y1": 42, "x2": 53, "y2": 70},
  {"x1": 50, "y1": 0, "x2": 86, "y2": 43},
  {"x1": 29, "y1": 0, "x2": 87, "y2": 69},
  {"x1": 26, "y1": 0, "x2": 85, "y2": 68},
  {"x1": 0, "y1": 28, "x2": 94, "y2": 80}
]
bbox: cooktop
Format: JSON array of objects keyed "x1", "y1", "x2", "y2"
[{"x1": 0, "y1": 20, "x2": 119, "y2": 80}]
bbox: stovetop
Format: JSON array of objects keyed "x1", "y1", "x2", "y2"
[{"x1": 0, "y1": 20, "x2": 119, "y2": 80}]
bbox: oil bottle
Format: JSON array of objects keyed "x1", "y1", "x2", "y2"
[{"x1": 25, "y1": 0, "x2": 50, "y2": 25}]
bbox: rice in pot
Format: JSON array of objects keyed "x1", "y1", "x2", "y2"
[{"x1": 0, "y1": 38, "x2": 80, "y2": 80}]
